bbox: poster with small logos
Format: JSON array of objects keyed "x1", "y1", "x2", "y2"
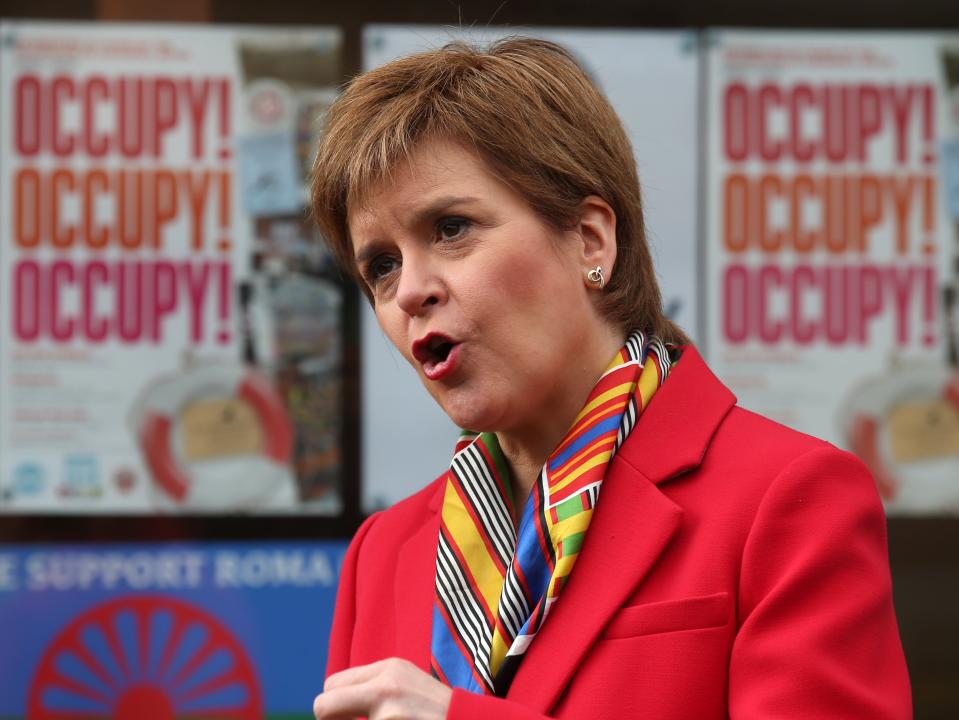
[
  {"x1": 0, "y1": 22, "x2": 347, "y2": 514},
  {"x1": 705, "y1": 31, "x2": 959, "y2": 514}
]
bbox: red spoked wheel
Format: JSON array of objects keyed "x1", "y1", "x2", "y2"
[{"x1": 27, "y1": 595, "x2": 262, "y2": 720}]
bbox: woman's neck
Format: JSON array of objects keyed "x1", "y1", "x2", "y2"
[{"x1": 495, "y1": 324, "x2": 625, "y2": 517}]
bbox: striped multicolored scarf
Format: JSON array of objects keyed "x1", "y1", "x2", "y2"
[{"x1": 430, "y1": 330, "x2": 676, "y2": 695}]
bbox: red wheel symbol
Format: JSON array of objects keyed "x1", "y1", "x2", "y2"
[{"x1": 27, "y1": 595, "x2": 262, "y2": 719}]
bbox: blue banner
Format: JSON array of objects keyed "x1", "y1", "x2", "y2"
[{"x1": 0, "y1": 540, "x2": 348, "y2": 719}]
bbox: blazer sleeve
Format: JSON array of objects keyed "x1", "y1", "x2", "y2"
[
  {"x1": 729, "y1": 445, "x2": 912, "y2": 718},
  {"x1": 326, "y1": 512, "x2": 380, "y2": 677}
]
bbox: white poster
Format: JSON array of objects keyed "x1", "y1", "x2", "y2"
[
  {"x1": 361, "y1": 26, "x2": 701, "y2": 511},
  {"x1": 0, "y1": 22, "x2": 345, "y2": 514},
  {"x1": 705, "y1": 31, "x2": 959, "y2": 515}
]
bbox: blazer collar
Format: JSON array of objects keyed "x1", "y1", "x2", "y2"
[
  {"x1": 617, "y1": 344, "x2": 736, "y2": 485},
  {"x1": 401, "y1": 345, "x2": 736, "y2": 707}
]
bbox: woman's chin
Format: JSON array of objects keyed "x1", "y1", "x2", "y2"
[{"x1": 436, "y1": 396, "x2": 502, "y2": 433}]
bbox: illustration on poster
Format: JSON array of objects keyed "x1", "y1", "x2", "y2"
[{"x1": 13, "y1": 74, "x2": 231, "y2": 159}]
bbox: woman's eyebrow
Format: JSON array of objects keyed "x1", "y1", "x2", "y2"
[{"x1": 406, "y1": 195, "x2": 479, "y2": 227}]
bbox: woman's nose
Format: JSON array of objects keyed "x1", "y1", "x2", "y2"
[{"x1": 395, "y1": 254, "x2": 444, "y2": 316}]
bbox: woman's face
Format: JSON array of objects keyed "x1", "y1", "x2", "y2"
[{"x1": 348, "y1": 137, "x2": 619, "y2": 436}]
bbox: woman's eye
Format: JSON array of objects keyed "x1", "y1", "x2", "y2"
[
  {"x1": 367, "y1": 256, "x2": 400, "y2": 283},
  {"x1": 436, "y1": 217, "x2": 470, "y2": 241}
]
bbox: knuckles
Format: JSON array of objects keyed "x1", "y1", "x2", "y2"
[
  {"x1": 371, "y1": 668, "x2": 404, "y2": 703},
  {"x1": 313, "y1": 658, "x2": 436, "y2": 720}
]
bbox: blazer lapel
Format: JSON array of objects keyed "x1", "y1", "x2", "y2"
[
  {"x1": 394, "y1": 480, "x2": 444, "y2": 671},
  {"x1": 505, "y1": 456, "x2": 682, "y2": 711},
  {"x1": 506, "y1": 345, "x2": 735, "y2": 713},
  {"x1": 620, "y1": 345, "x2": 736, "y2": 486}
]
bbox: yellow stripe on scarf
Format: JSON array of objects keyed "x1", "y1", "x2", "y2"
[
  {"x1": 441, "y1": 481, "x2": 505, "y2": 618},
  {"x1": 549, "y1": 448, "x2": 613, "y2": 496},
  {"x1": 637, "y1": 357, "x2": 660, "y2": 409},
  {"x1": 569, "y1": 381, "x2": 637, "y2": 427}
]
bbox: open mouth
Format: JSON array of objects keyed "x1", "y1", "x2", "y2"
[
  {"x1": 429, "y1": 337, "x2": 454, "y2": 363},
  {"x1": 412, "y1": 333, "x2": 460, "y2": 379}
]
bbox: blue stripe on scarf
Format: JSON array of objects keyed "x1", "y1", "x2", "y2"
[
  {"x1": 432, "y1": 605, "x2": 485, "y2": 694},
  {"x1": 512, "y1": 498, "x2": 552, "y2": 600},
  {"x1": 548, "y1": 414, "x2": 621, "y2": 472}
]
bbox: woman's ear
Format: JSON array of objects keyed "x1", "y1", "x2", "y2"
[{"x1": 577, "y1": 195, "x2": 618, "y2": 281}]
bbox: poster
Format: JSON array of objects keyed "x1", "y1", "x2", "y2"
[
  {"x1": 0, "y1": 540, "x2": 346, "y2": 719},
  {"x1": 360, "y1": 26, "x2": 701, "y2": 511},
  {"x1": 0, "y1": 22, "x2": 347, "y2": 514},
  {"x1": 705, "y1": 31, "x2": 959, "y2": 514}
]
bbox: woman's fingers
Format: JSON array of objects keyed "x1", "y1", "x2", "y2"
[
  {"x1": 314, "y1": 680, "x2": 379, "y2": 719},
  {"x1": 314, "y1": 658, "x2": 452, "y2": 720},
  {"x1": 324, "y1": 658, "x2": 395, "y2": 691}
]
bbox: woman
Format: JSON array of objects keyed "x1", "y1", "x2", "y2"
[{"x1": 309, "y1": 38, "x2": 911, "y2": 719}]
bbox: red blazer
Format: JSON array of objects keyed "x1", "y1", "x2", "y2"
[{"x1": 327, "y1": 346, "x2": 912, "y2": 719}]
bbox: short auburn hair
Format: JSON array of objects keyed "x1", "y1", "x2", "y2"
[{"x1": 310, "y1": 36, "x2": 689, "y2": 345}]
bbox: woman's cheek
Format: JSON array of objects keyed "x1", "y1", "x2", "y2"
[{"x1": 374, "y1": 310, "x2": 411, "y2": 361}]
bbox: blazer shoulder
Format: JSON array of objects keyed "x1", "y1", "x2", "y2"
[
  {"x1": 705, "y1": 404, "x2": 875, "y2": 503},
  {"x1": 720, "y1": 405, "x2": 827, "y2": 457}
]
